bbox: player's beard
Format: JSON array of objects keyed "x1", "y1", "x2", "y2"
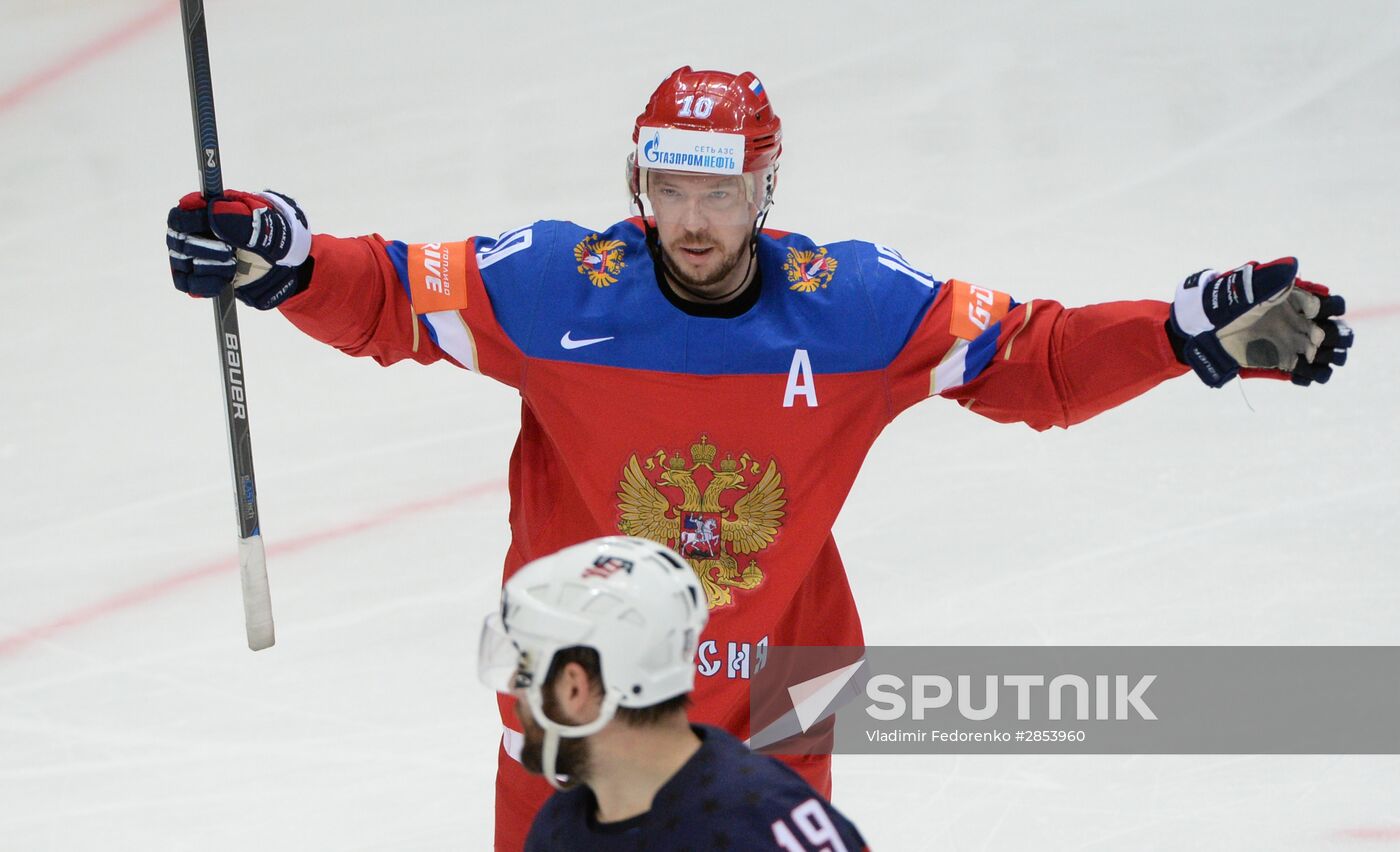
[
  {"x1": 660, "y1": 229, "x2": 750, "y2": 297},
  {"x1": 517, "y1": 695, "x2": 592, "y2": 784}
]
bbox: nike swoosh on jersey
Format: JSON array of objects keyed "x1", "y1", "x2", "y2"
[{"x1": 560, "y1": 332, "x2": 615, "y2": 350}]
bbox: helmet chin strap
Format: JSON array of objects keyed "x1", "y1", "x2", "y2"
[
  {"x1": 529, "y1": 687, "x2": 623, "y2": 791},
  {"x1": 540, "y1": 728, "x2": 568, "y2": 792},
  {"x1": 698, "y1": 209, "x2": 767, "y2": 304}
]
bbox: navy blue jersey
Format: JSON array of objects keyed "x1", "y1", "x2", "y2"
[{"x1": 524, "y1": 725, "x2": 868, "y2": 851}]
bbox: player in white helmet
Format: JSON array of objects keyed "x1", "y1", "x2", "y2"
[
  {"x1": 479, "y1": 537, "x2": 867, "y2": 851},
  {"x1": 479, "y1": 536, "x2": 707, "y2": 788}
]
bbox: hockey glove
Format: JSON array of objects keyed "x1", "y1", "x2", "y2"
[
  {"x1": 166, "y1": 190, "x2": 312, "y2": 310},
  {"x1": 1167, "y1": 257, "x2": 1353, "y2": 387}
]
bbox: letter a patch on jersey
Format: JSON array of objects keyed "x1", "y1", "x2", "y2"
[
  {"x1": 948, "y1": 279, "x2": 1011, "y2": 340},
  {"x1": 407, "y1": 241, "x2": 471, "y2": 315}
]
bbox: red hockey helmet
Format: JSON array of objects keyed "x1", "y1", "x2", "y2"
[{"x1": 628, "y1": 66, "x2": 783, "y2": 215}]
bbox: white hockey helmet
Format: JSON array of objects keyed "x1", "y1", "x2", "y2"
[{"x1": 478, "y1": 536, "x2": 707, "y2": 784}]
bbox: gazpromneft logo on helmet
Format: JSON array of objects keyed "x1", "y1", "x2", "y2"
[{"x1": 639, "y1": 127, "x2": 744, "y2": 175}]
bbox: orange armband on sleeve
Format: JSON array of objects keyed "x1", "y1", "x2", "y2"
[
  {"x1": 406, "y1": 241, "x2": 472, "y2": 314},
  {"x1": 947, "y1": 279, "x2": 1013, "y2": 341}
]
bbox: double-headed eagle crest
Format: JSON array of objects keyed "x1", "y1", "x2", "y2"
[
  {"x1": 616, "y1": 435, "x2": 785, "y2": 610},
  {"x1": 783, "y1": 246, "x2": 838, "y2": 292},
  {"x1": 573, "y1": 234, "x2": 627, "y2": 287}
]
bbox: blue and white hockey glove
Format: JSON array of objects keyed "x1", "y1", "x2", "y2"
[
  {"x1": 166, "y1": 190, "x2": 312, "y2": 310},
  {"x1": 1168, "y1": 257, "x2": 1353, "y2": 387}
]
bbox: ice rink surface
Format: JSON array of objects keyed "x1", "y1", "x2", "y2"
[{"x1": 2, "y1": 0, "x2": 1399, "y2": 848}]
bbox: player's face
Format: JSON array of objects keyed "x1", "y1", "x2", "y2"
[{"x1": 646, "y1": 170, "x2": 756, "y2": 301}]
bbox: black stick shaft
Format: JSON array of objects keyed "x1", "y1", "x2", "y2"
[
  {"x1": 182, "y1": 0, "x2": 224, "y2": 199},
  {"x1": 180, "y1": 0, "x2": 273, "y2": 650},
  {"x1": 180, "y1": 0, "x2": 259, "y2": 541}
]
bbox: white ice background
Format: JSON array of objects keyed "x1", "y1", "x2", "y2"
[{"x1": 2, "y1": 1, "x2": 1398, "y2": 849}]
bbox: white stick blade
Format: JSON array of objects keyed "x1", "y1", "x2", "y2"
[{"x1": 239, "y1": 534, "x2": 275, "y2": 651}]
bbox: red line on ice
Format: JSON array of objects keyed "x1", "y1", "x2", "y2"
[
  {"x1": 2, "y1": 301, "x2": 1398, "y2": 659},
  {"x1": 1349, "y1": 302, "x2": 1400, "y2": 321},
  {"x1": 0, "y1": 0, "x2": 178, "y2": 115},
  {"x1": 1338, "y1": 826, "x2": 1400, "y2": 841},
  {"x1": 0, "y1": 479, "x2": 507, "y2": 658}
]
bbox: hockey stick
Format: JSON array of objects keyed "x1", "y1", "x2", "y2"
[{"x1": 179, "y1": 0, "x2": 275, "y2": 651}]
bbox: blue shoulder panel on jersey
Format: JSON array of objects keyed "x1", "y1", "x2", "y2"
[
  {"x1": 822, "y1": 237, "x2": 944, "y2": 366},
  {"x1": 389, "y1": 218, "x2": 947, "y2": 376}
]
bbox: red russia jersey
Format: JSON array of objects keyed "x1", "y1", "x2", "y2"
[{"x1": 278, "y1": 216, "x2": 1186, "y2": 847}]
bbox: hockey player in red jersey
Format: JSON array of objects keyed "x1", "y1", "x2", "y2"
[
  {"x1": 479, "y1": 536, "x2": 868, "y2": 851},
  {"x1": 165, "y1": 66, "x2": 1353, "y2": 849}
]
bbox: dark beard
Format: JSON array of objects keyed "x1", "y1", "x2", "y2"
[
  {"x1": 660, "y1": 238, "x2": 748, "y2": 294},
  {"x1": 518, "y1": 694, "x2": 592, "y2": 783}
]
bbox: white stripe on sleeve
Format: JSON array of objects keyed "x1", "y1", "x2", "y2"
[{"x1": 423, "y1": 310, "x2": 479, "y2": 371}]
